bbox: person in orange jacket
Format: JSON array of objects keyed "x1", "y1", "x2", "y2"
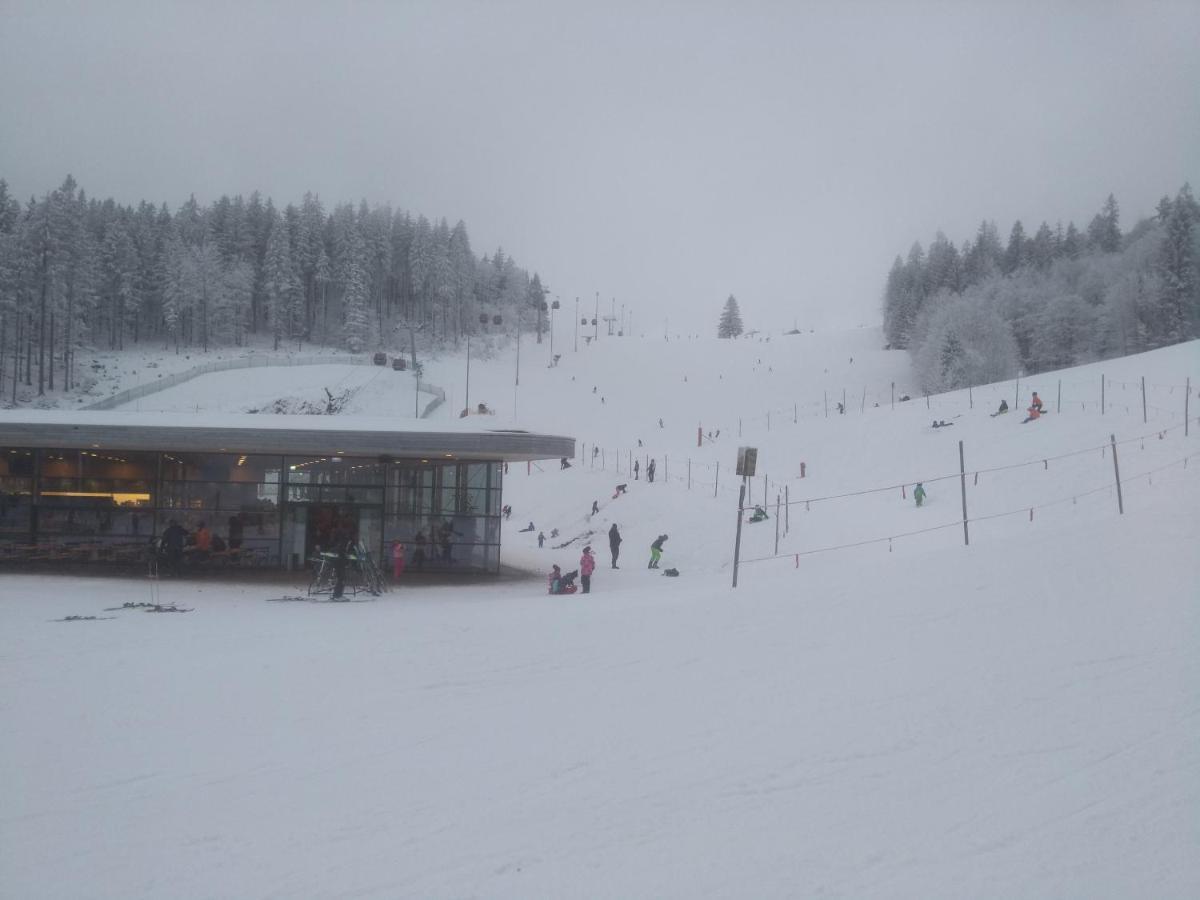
[{"x1": 1022, "y1": 405, "x2": 1041, "y2": 424}]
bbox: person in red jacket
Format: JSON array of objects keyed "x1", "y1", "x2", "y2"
[{"x1": 580, "y1": 546, "x2": 596, "y2": 593}]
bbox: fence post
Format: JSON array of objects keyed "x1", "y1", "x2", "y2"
[
  {"x1": 1110, "y1": 433, "x2": 1124, "y2": 515},
  {"x1": 1015, "y1": 376, "x2": 1020, "y2": 410},
  {"x1": 602, "y1": 448, "x2": 606, "y2": 470},
  {"x1": 784, "y1": 484, "x2": 789, "y2": 535},
  {"x1": 824, "y1": 391, "x2": 828, "y2": 418},
  {"x1": 665, "y1": 454, "x2": 669, "y2": 482},
  {"x1": 860, "y1": 386, "x2": 866, "y2": 413},
  {"x1": 739, "y1": 417, "x2": 743, "y2": 437},
  {"x1": 687, "y1": 458, "x2": 691, "y2": 490},
  {"x1": 732, "y1": 480, "x2": 747, "y2": 588},
  {"x1": 767, "y1": 410, "x2": 771, "y2": 431},
  {"x1": 891, "y1": 381, "x2": 895, "y2": 409},
  {"x1": 774, "y1": 492, "x2": 780, "y2": 555},
  {"x1": 969, "y1": 384, "x2": 973, "y2": 409},
  {"x1": 1057, "y1": 379, "x2": 1061, "y2": 414},
  {"x1": 843, "y1": 388, "x2": 847, "y2": 413},
  {"x1": 714, "y1": 461, "x2": 719, "y2": 498},
  {"x1": 1101, "y1": 374, "x2": 1105, "y2": 415},
  {"x1": 959, "y1": 439, "x2": 969, "y2": 546},
  {"x1": 1186, "y1": 377, "x2": 1191, "y2": 437},
  {"x1": 1141, "y1": 376, "x2": 1147, "y2": 424},
  {"x1": 793, "y1": 403, "x2": 797, "y2": 424},
  {"x1": 763, "y1": 474, "x2": 768, "y2": 507},
  {"x1": 697, "y1": 426, "x2": 702, "y2": 448}
]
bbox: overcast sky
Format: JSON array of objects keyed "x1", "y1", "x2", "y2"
[{"x1": 2, "y1": 0, "x2": 1198, "y2": 334}]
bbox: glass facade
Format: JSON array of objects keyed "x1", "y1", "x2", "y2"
[{"x1": 0, "y1": 447, "x2": 503, "y2": 574}]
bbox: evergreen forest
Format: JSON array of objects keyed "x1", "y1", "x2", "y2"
[
  {"x1": 0, "y1": 176, "x2": 548, "y2": 400},
  {"x1": 882, "y1": 186, "x2": 1199, "y2": 393}
]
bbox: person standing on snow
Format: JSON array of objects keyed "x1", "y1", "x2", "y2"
[
  {"x1": 608, "y1": 523, "x2": 622, "y2": 568},
  {"x1": 591, "y1": 499, "x2": 599, "y2": 516},
  {"x1": 649, "y1": 534, "x2": 668, "y2": 569},
  {"x1": 647, "y1": 459, "x2": 656, "y2": 483},
  {"x1": 634, "y1": 459, "x2": 640, "y2": 480},
  {"x1": 580, "y1": 546, "x2": 596, "y2": 593},
  {"x1": 391, "y1": 541, "x2": 406, "y2": 580},
  {"x1": 913, "y1": 483, "x2": 927, "y2": 508}
]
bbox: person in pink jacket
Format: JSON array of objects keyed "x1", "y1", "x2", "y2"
[{"x1": 580, "y1": 546, "x2": 596, "y2": 593}]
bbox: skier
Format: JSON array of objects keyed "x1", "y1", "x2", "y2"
[
  {"x1": 914, "y1": 483, "x2": 926, "y2": 508},
  {"x1": 591, "y1": 499, "x2": 599, "y2": 516},
  {"x1": 538, "y1": 531, "x2": 546, "y2": 548},
  {"x1": 649, "y1": 534, "x2": 668, "y2": 569},
  {"x1": 647, "y1": 459, "x2": 656, "y2": 483},
  {"x1": 634, "y1": 459, "x2": 640, "y2": 480},
  {"x1": 391, "y1": 541, "x2": 406, "y2": 580},
  {"x1": 608, "y1": 523, "x2": 622, "y2": 568},
  {"x1": 193, "y1": 521, "x2": 212, "y2": 552},
  {"x1": 580, "y1": 546, "x2": 596, "y2": 593},
  {"x1": 413, "y1": 530, "x2": 427, "y2": 569},
  {"x1": 227, "y1": 512, "x2": 244, "y2": 549},
  {"x1": 1022, "y1": 405, "x2": 1041, "y2": 424},
  {"x1": 160, "y1": 519, "x2": 187, "y2": 577}
]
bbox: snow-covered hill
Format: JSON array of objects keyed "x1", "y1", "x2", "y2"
[{"x1": 2, "y1": 330, "x2": 1198, "y2": 899}]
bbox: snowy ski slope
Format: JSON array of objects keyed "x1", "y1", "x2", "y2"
[{"x1": 2, "y1": 330, "x2": 1198, "y2": 899}]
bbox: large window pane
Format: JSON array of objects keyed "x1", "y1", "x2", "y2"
[{"x1": 162, "y1": 452, "x2": 282, "y2": 484}]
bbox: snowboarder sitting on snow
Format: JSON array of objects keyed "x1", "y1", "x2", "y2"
[
  {"x1": 1022, "y1": 405, "x2": 1041, "y2": 424},
  {"x1": 1030, "y1": 391, "x2": 1044, "y2": 412},
  {"x1": 994, "y1": 399, "x2": 1009, "y2": 416},
  {"x1": 649, "y1": 534, "x2": 668, "y2": 569},
  {"x1": 519, "y1": 522, "x2": 535, "y2": 532},
  {"x1": 913, "y1": 483, "x2": 927, "y2": 507},
  {"x1": 749, "y1": 505, "x2": 769, "y2": 523}
]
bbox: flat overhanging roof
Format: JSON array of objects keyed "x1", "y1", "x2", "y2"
[{"x1": 0, "y1": 411, "x2": 575, "y2": 462}]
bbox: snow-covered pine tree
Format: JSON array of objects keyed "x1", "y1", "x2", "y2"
[
  {"x1": 341, "y1": 227, "x2": 371, "y2": 352},
  {"x1": 717, "y1": 294, "x2": 743, "y2": 338}
]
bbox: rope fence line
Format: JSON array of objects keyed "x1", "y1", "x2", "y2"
[
  {"x1": 738, "y1": 449, "x2": 1199, "y2": 569},
  {"x1": 568, "y1": 412, "x2": 1200, "y2": 513}
]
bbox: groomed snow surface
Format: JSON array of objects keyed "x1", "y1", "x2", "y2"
[{"x1": 2, "y1": 331, "x2": 1199, "y2": 899}]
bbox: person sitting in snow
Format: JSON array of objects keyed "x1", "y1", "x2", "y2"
[
  {"x1": 1030, "y1": 391, "x2": 1044, "y2": 412},
  {"x1": 1022, "y1": 405, "x2": 1041, "y2": 424},
  {"x1": 994, "y1": 399, "x2": 1009, "y2": 416},
  {"x1": 519, "y1": 521, "x2": 535, "y2": 533},
  {"x1": 749, "y1": 505, "x2": 769, "y2": 523}
]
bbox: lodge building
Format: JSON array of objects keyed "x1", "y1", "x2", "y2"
[{"x1": 0, "y1": 412, "x2": 572, "y2": 574}]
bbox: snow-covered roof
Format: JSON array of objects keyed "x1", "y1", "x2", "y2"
[{"x1": 0, "y1": 410, "x2": 574, "y2": 461}]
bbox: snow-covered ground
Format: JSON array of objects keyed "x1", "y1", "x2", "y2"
[{"x1": 2, "y1": 330, "x2": 1198, "y2": 898}]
